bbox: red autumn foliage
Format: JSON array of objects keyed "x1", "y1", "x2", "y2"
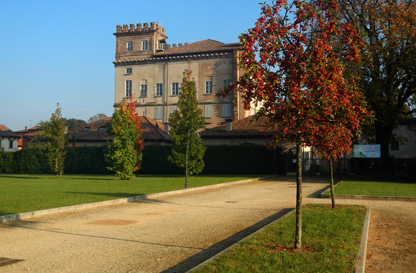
[{"x1": 223, "y1": 0, "x2": 370, "y2": 158}]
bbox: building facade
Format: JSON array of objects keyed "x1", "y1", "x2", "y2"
[
  {"x1": 0, "y1": 124, "x2": 19, "y2": 152},
  {"x1": 113, "y1": 22, "x2": 247, "y2": 129}
]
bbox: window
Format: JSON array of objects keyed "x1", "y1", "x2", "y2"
[
  {"x1": 170, "y1": 106, "x2": 178, "y2": 115},
  {"x1": 140, "y1": 80, "x2": 147, "y2": 97},
  {"x1": 82, "y1": 127, "x2": 90, "y2": 131},
  {"x1": 223, "y1": 80, "x2": 231, "y2": 88},
  {"x1": 125, "y1": 68, "x2": 132, "y2": 74},
  {"x1": 155, "y1": 106, "x2": 164, "y2": 120},
  {"x1": 156, "y1": 83, "x2": 163, "y2": 96},
  {"x1": 142, "y1": 40, "x2": 148, "y2": 51},
  {"x1": 171, "y1": 82, "x2": 179, "y2": 96},
  {"x1": 204, "y1": 105, "x2": 213, "y2": 118},
  {"x1": 223, "y1": 104, "x2": 232, "y2": 117},
  {"x1": 158, "y1": 40, "x2": 166, "y2": 51},
  {"x1": 125, "y1": 80, "x2": 132, "y2": 98},
  {"x1": 205, "y1": 77, "x2": 213, "y2": 94},
  {"x1": 9, "y1": 140, "x2": 13, "y2": 149},
  {"x1": 127, "y1": 41, "x2": 133, "y2": 52}
]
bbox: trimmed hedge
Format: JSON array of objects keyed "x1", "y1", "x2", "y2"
[
  {"x1": 203, "y1": 145, "x2": 284, "y2": 174},
  {"x1": 0, "y1": 145, "x2": 286, "y2": 175},
  {"x1": 65, "y1": 146, "x2": 109, "y2": 174},
  {"x1": 0, "y1": 152, "x2": 14, "y2": 173}
]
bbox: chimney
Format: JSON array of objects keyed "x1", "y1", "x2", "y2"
[
  {"x1": 226, "y1": 119, "x2": 233, "y2": 132},
  {"x1": 164, "y1": 123, "x2": 170, "y2": 134}
]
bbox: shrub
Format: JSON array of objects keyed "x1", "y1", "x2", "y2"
[{"x1": 0, "y1": 152, "x2": 15, "y2": 173}]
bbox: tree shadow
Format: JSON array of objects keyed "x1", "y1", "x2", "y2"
[
  {"x1": 162, "y1": 208, "x2": 294, "y2": 273},
  {"x1": 0, "y1": 175, "x2": 41, "y2": 180},
  {"x1": 65, "y1": 191, "x2": 146, "y2": 199}
]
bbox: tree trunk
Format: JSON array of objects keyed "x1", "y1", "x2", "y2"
[
  {"x1": 294, "y1": 142, "x2": 302, "y2": 249},
  {"x1": 185, "y1": 130, "x2": 190, "y2": 188},
  {"x1": 330, "y1": 159, "x2": 335, "y2": 208},
  {"x1": 375, "y1": 124, "x2": 394, "y2": 175}
]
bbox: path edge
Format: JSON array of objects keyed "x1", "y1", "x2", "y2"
[
  {"x1": 0, "y1": 177, "x2": 267, "y2": 223},
  {"x1": 355, "y1": 206, "x2": 371, "y2": 273}
]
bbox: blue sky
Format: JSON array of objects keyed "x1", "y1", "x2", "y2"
[{"x1": 0, "y1": 0, "x2": 267, "y2": 131}]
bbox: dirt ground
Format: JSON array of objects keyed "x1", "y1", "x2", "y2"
[
  {"x1": 365, "y1": 203, "x2": 416, "y2": 273},
  {"x1": 307, "y1": 197, "x2": 416, "y2": 273},
  {"x1": 0, "y1": 176, "x2": 415, "y2": 273}
]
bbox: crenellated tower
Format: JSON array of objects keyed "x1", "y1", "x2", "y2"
[{"x1": 114, "y1": 22, "x2": 168, "y2": 61}]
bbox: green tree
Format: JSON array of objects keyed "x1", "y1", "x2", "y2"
[
  {"x1": 39, "y1": 104, "x2": 67, "y2": 175},
  {"x1": 63, "y1": 118, "x2": 86, "y2": 129},
  {"x1": 169, "y1": 69, "x2": 206, "y2": 188},
  {"x1": 88, "y1": 113, "x2": 108, "y2": 123},
  {"x1": 339, "y1": 0, "x2": 416, "y2": 171},
  {"x1": 105, "y1": 98, "x2": 144, "y2": 180}
]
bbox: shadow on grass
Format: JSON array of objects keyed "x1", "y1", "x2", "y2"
[
  {"x1": 0, "y1": 175, "x2": 41, "y2": 180},
  {"x1": 162, "y1": 208, "x2": 294, "y2": 273},
  {"x1": 66, "y1": 192, "x2": 146, "y2": 199}
]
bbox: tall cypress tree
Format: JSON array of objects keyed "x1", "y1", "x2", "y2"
[
  {"x1": 39, "y1": 104, "x2": 67, "y2": 175},
  {"x1": 169, "y1": 69, "x2": 206, "y2": 188}
]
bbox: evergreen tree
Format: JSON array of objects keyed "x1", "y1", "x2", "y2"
[
  {"x1": 39, "y1": 104, "x2": 67, "y2": 175},
  {"x1": 169, "y1": 69, "x2": 206, "y2": 188},
  {"x1": 106, "y1": 98, "x2": 144, "y2": 180}
]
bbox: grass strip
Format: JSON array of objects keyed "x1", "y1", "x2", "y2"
[
  {"x1": 194, "y1": 204, "x2": 366, "y2": 273},
  {"x1": 325, "y1": 178, "x2": 416, "y2": 197},
  {"x1": 0, "y1": 174, "x2": 262, "y2": 216}
]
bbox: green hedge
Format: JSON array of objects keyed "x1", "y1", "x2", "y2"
[
  {"x1": 0, "y1": 152, "x2": 14, "y2": 173},
  {"x1": 140, "y1": 145, "x2": 182, "y2": 174},
  {"x1": 65, "y1": 146, "x2": 109, "y2": 174},
  {"x1": 0, "y1": 145, "x2": 286, "y2": 175},
  {"x1": 203, "y1": 145, "x2": 284, "y2": 174}
]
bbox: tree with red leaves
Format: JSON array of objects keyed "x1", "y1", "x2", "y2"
[
  {"x1": 106, "y1": 97, "x2": 144, "y2": 180},
  {"x1": 224, "y1": 0, "x2": 369, "y2": 248}
]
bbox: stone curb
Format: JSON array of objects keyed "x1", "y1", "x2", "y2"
[
  {"x1": 355, "y1": 206, "x2": 371, "y2": 273},
  {"x1": 0, "y1": 177, "x2": 265, "y2": 223},
  {"x1": 320, "y1": 193, "x2": 416, "y2": 201}
]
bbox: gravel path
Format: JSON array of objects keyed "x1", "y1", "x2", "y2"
[{"x1": 1, "y1": 176, "x2": 415, "y2": 273}]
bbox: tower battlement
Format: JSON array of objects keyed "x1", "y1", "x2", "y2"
[{"x1": 116, "y1": 22, "x2": 166, "y2": 35}]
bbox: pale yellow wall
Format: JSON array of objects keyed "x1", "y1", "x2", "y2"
[{"x1": 114, "y1": 56, "x2": 235, "y2": 128}]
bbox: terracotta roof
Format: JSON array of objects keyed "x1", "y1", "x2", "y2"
[
  {"x1": 200, "y1": 116, "x2": 275, "y2": 138},
  {"x1": 0, "y1": 124, "x2": 20, "y2": 138},
  {"x1": 155, "y1": 39, "x2": 241, "y2": 56},
  {"x1": 66, "y1": 117, "x2": 170, "y2": 143}
]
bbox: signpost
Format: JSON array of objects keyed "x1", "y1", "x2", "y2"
[
  {"x1": 353, "y1": 145, "x2": 381, "y2": 174},
  {"x1": 353, "y1": 145, "x2": 381, "y2": 158}
]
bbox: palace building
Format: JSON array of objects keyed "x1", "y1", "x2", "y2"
[{"x1": 113, "y1": 22, "x2": 249, "y2": 129}]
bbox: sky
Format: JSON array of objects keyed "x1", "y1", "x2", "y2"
[{"x1": 0, "y1": 0, "x2": 268, "y2": 131}]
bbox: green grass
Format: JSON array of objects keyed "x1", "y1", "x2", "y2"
[
  {"x1": 0, "y1": 174, "x2": 262, "y2": 216},
  {"x1": 194, "y1": 204, "x2": 366, "y2": 273},
  {"x1": 325, "y1": 178, "x2": 416, "y2": 197}
]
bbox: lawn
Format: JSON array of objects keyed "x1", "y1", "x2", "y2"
[
  {"x1": 193, "y1": 204, "x2": 366, "y2": 273},
  {"x1": 326, "y1": 178, "x2": 416, "y2": 197},
  {"x1": 0, "y1": 174, "x2": 263, "y2": 216}
]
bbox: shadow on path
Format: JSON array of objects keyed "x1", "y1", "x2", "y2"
[
  {"x1": 1, "y1": 222, "x2": 202, "y2": 251},
  {"x1": 162, "y1": 208, "x2": 293, "y2": 273}
]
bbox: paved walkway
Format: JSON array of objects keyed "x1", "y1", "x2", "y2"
[
  {"x1": 0, "y1": 176, "x2": 328, "y2": 272},
  {"x1": 0, "y1": 176, "x2": 415, "y2": 272}
]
